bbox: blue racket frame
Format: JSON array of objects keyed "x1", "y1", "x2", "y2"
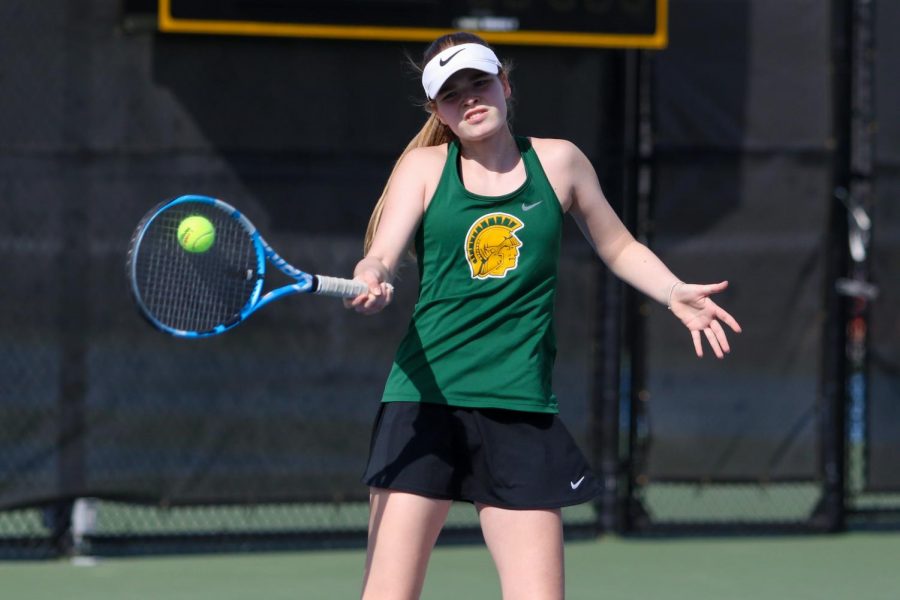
[{"x1": 130, "y1": 195, "x2": 360, "y2": 338}]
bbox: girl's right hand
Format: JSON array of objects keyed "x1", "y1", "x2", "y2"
[{"x1": 344, "y1": 268, "x2": 394, "y2": 315}]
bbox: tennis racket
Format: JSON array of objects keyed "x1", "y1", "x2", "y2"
[{"x1": 127, "y1": 194, "x2": 370, "y2": 338}]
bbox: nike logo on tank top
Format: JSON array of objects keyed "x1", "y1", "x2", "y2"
[{"x1": 382, "y1": 137, "x2": 563, "y2": 413}]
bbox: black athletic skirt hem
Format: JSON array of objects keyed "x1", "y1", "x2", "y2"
[
  {"x1": 364, "y1": 481, "x2": 601, "y2": 511},
  {"x1": 362, "y1": 402, "x2": 602, "y2": 510}
]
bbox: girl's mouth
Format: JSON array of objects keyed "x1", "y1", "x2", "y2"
[{"x1": 464, "y1": 107, "x2": 488, "y2": 123}]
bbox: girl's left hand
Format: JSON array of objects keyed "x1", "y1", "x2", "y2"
[{"x1": 669, "y1": 280, "x2": 742, "y2": 359}]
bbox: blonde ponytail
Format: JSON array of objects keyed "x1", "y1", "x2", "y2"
[{"x1": 363, "y1": 112, "x2": 454, "y2": 255}]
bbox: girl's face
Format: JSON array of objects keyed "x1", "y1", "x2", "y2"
[{"x1": 432, "y1": 68, "x2": 511, "y2": 141}]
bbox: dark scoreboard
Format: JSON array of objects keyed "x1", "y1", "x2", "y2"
[{"x1": 157, "y1": 0, "x2": 668, "y2": 48}]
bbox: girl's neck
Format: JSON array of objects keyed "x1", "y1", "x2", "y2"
[{"x1": 457, "y1": 128, "x2": 519, "y2": 174}]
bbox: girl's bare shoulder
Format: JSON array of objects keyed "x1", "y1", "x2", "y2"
[
  {"x1": 528, "y1": 137, "x2": 582, "y2": 167},
  {"x1": 402, "y1": 143, "x2": 450, "y2": 172},
  {"x1": 390, "y1": 143, "x2": 449, "y2": 207}
]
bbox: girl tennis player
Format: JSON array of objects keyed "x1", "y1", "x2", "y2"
[{"x1": 348, "y1": 32, "x2": 741, "y2": 600}]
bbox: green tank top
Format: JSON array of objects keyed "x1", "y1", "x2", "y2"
[{"x1": 382, "y1": 136, "x2": 563, "y2": 413}]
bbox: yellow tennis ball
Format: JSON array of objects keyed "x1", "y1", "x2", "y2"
[{"x1": 177, "y1": 215, "x2": 215, "y2": 253}]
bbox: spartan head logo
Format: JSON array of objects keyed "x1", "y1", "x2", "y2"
[{"x1": 464, "y1": 213, "x2": 524, "y2": 279}]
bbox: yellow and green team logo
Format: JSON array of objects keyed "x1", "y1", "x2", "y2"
[{"x1": 464, "y1": 212, "x2": 524, "y2": 280}]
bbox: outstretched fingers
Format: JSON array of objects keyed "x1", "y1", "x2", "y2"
[
  {"x1": 704, "y1": 280, "x2": 730, "y2": 297},
  {"x1": 693, "y1": 320, "x2": 730, "y2": 359},
  {"x1": 716, "y1": 306, "x2": 742, "y2": 334},
  {"x1": 707, "y1": 321, "x2": 728, "y2": 358},
  {"x1": 677, "y1": 280, "x2": 742, "y2": 359}
]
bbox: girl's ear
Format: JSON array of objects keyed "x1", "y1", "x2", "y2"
[
  {"x1": 500, "y1": 72, "x2": 512, "y2": 99},
  {"x1": 429, "y1": 101, "x2": 448, "y2": 126}
]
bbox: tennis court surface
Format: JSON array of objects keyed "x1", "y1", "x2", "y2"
[{"x1": 3, "y1": 532, "x2": 898, "y2": 599}]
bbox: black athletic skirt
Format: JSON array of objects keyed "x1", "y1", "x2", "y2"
[{"x1": 362, "y1": 401, "x2": 602, "y2": 509}]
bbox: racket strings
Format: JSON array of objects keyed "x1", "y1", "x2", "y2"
[{"x1": 133, "y1": 202, "x2": 259, "y2": 334}]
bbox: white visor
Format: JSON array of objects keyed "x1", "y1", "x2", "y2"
[{"x1": 421, "y1": 43, "x2": 502, "y2": 100}]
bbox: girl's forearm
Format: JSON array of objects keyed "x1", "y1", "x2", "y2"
[{"x1": 604, "y1": 240, "x2": 681, "y2": 306}]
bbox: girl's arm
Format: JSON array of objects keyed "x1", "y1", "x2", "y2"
[
  {"x1": 562, "y1": 141, "x2": 741, "y2": 358},
  {"x1": 348, "y1": 147, "x2": 439, "y2": 314}
]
